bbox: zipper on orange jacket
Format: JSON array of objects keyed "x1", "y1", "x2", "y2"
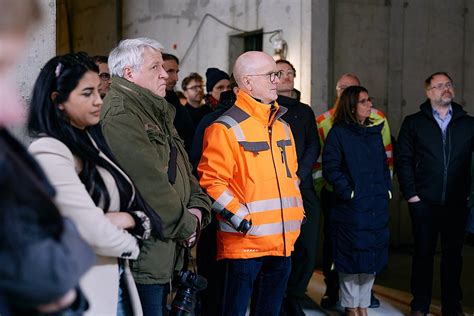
[{"x1": 268, "y1": 106, "x2": 287, "y2": 256}]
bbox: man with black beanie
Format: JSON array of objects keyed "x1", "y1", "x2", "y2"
[{"x1": 204, "y1": 67, "x2": 231, "y2": 110}]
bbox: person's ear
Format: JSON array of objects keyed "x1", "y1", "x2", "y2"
[
  {"x1": 50, "y1": 92, "x2": 64, "y2": 110},
  {"x1": 123, "y1": 67, "x2": 134, "y2": 81},
  {"x1": 242, "y1": 77, "x2": 251, "y2": 90}
]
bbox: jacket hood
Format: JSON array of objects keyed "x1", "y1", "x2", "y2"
[
  {"x1": 109, "y1": 77, "x2": 175, "y2": 121},
  {"x1": 343, "y1": 120, "x2": 384, "y2": 135},
  {"x1": 277, "y1": 95, "x2": 299, "y2": 107}
]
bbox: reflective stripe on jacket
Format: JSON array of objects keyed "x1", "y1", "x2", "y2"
[
  {"x1": 313, "y1": 107, "x2": 393, "y2": 195},
  {"x1": 198, "y1": 91, "x2": 304, "y2": 260}
]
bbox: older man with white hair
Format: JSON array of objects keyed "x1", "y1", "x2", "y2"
[{"x1": 101, "y1": 37, "x2": 211, "y2": 315}]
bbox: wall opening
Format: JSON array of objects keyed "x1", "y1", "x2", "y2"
[{"x1": 228, "y1": 29, "x2": 263, "y2": 73}]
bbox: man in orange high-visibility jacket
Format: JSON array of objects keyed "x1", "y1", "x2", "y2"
[
  {"x1": 313, "y1": 73, "x2": 393, "y2": 309},
  {"x1": 198, "y1": 51, "x2": 304, "y2": 316}
]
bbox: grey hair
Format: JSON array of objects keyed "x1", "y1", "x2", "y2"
[{"x1": 108, "y1": 37, "x2": 164, "y2": 77}]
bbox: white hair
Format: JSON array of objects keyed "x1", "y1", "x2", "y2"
[{"x1": 108, "y1": 37, "x2": 164, "y2": 77}]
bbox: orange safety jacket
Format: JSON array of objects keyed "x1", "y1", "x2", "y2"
[
  {"x1": 198, "y1": 90, "x2": 305, "y2": 260},
  {"x1": 313, "y1": 107, "x2": 394, "y2": 196}
]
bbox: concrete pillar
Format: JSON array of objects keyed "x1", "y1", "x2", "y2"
[
  {"x1": 12, "y1": 0, "x2": 56, "y2": 142},
  {"x1": 311, "y1": 0, "x2": 331, "y2": 114}
]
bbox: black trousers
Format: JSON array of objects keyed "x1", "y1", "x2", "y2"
[
  {"x1": 408, "y1": 200, "x2": 468, "y2": 314},
  {"x1": 286, "y1": 187, "x2": 321, "y2": 298},
  {"x1": 196, "y1": 215, "x2": 222, "y2": 316},
  {"x1": 320, "y1": 187, "x2": 339, "y2": 296}
]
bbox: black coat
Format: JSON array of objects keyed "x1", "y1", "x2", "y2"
[
  {"x1": 0, "y1": 129, "x2": 94, "y2": 313},
  {"x1": 278, "y1": 95, "x2": 320, "y2": 189},
  {"x1": 322, "y1": 122, "x2": 391, "y2": 274},
  {"x1": 165, "y1": 90, "x2": 195, "y2": 154},
  {"x1": 397, "y1": 101, "x2": 474, "y2": 205}
]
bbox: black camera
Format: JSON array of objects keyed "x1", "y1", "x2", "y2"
[{"x1": 170, "y1": 270, "x2": 208, "y2": 316}]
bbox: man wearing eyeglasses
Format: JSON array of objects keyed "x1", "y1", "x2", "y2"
[
  {"x1": 182, "y1": 72, "x2": 210, "y2": 127},
  {"x1": 274, "y1": 60, "x2": 320, "y2": 316},
  {"x1": 198, "y1": 51, "x2": 304, "y2": 316},
  {"x1": 93, "y1": 55, "x2": 112, "y2": 99},
  {"x1": 398, "y1": 72, "x2": 474, "y2": 316}
]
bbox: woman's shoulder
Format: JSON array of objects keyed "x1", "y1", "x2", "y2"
[
  {"x1": 29, "y1": 136, "x2": 71, "y2": 156},
  {"x1": 29, "y1": 137, "x2": 81, "y2": 170}
]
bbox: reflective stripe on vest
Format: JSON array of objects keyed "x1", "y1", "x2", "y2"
[
  {"x1": 217, "y1": 115, "x2": 246, "y2": 142},
  {"x1": 219, "y1": 219, "x2": 301, "y2": 236},
  {"x1": 242, "y1": 196, "x2": 303, "y2": 215},
  {"x1": 212, "y1": 189, "x2": 249, "y2": 230}
]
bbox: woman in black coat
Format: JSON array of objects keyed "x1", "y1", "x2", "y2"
[{"x1": 322, "y1": 86, "x2": 391, "y2": 316}]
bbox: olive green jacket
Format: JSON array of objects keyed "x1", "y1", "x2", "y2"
[{"x1": 101, "y1": 77, "x2": 211, "y2": 284}]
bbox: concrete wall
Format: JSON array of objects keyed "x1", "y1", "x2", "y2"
[
  {"x1": 122, "y1": 0, "x2": 314, "y2": 105},
  {"x1": 12, "y1": 0, "x2": 56, "y2": 142},
  {"x1": 56, "y1": 0, "x2": 118, "y2": 55},
  {"x1": 331, "y1": 0, "x2": 474, "y2": 244}
]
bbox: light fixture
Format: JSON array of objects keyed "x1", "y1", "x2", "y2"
[{"x1": 270, "y1": 31, "x2": 288, "y2": 60}]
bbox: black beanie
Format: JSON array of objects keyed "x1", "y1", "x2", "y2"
[{"x1": 206, "y1": 67, "x2": 230, "y2": 93}]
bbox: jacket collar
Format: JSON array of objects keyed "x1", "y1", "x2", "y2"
[
  {"x1": 420, "y1": 99, "x2": 466, "y2": 121},
  {"x1": 235, "y1": 90, "x2": 287, "y2": 125},
  {"x1": 110, "y1": 77, "x2": 175, "y2": 122},
  {"x1": 343, "y1": 121, "x2": 384, "y2": 135},
  {"x1": 277, "y1": 95, "x2": 298, "y2": 107}
]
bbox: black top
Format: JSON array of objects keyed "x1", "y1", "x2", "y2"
[
  {"x1": 278, "y1": 95, "x2": 320, "y2": 189},
  {"x1": 0, "y1": 129, "x2": 94, "y2": 312},
  {"x1": 165, "y1": 90, "x2": 195, "y2": 154},
  {"x1": 185, "y1": 103, "x2": 212, "y2": 128}
]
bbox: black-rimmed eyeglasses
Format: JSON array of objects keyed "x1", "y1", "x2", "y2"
[
  {"x1": 99, "y1": 73, "x2": 111, "y2": 81},
  {"x1": 245, "y1": 70, "x2": 282, "y2": 83},
  {"x1": 185, "y1": 85, "x2": 203, "y2": 92}
]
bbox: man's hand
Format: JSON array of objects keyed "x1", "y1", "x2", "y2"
[
  {"x1": 188, "y1": 208, "x2": 202, "y2": 226},
  {"x1": 37, "y1": 289, "x2": 76, "y2": 313},
  {"x1": 408, "y1": 195, "x2": 421, "y2": 203},
  {"x1": 183, "y1": 231, "x2": 197, "y2": 248},
  {"x1": 181, "y1": 208, "x2": 202, "y2": 248}
]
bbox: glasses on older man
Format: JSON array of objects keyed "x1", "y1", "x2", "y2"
[
  {"x1": 427, "y1": 82, "x2": 454, "y2": 91},
  {"x1": 246, "y1": 70, "x2": 282, "y2": 83},
  {"x1": 99, "y1": 73, "x2": 111, "y2": 81}
]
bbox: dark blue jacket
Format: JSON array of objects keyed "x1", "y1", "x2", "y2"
[{"x1": 322, "y1": 122, "x2": 391, "y2": 274}]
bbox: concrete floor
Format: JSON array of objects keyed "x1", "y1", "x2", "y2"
[{"x1": 293, "y1": 245, "x2": 474, "y2": 315}]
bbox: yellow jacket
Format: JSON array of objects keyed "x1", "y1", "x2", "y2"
[{"x1": 198, "y1": 91, "x2": 304, "y2": 260}]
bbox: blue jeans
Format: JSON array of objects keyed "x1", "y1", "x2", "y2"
[
  {"x1": 219, "y1": 256, "x2": 291, "y2": 316},
  {"x1": 136, "y1": 283, "x2": 169, "y2": 316}
]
